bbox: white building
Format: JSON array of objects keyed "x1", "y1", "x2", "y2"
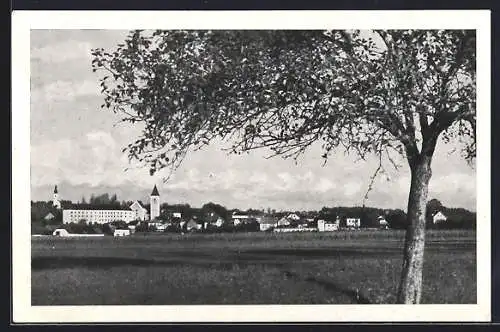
[
  {"x1": 114, "y1": 229, "x2": 131, "y2": 237},
  {"x1": 259, "y1": 223, "x2": 274, "y2": 231},
  {"x1": 150, "y1": 185, "x2": 160, "y2": 220},
  {"x1": 52, "y1": 228, "x2": 104, "y2": 237},
  {"x1": 130, "y1": 201, "x2": 148, "y2": 221},
  {"x1": 56, "y1": 186, "x2": 151, "y2": 225},
  {"x1": 187, "y1": 219, "x2": 203, "y2": 231},
  {"x1": 231, "y1": 213, "x2": 250, "y2": 226},
  {"x1": 63, "y1": 208, "x2": 136, "y2": 224},
  {"x1": 378, "y1": 216, "x2": 389, "y2": 229},
  {"x1": 346, "y1": 218, "x2": 361, "y2": 229},
  {"x1": 52, "y1": 185, "x2": 61, "y2": 209},
  {"x1": 277, "y1": 217, "x2": 291, "y2": 227},
  {"x1": 318, "y1": 219, "x2": 340, "y2": 232},
  {"x1": 258, "y1": 216, "x2": 277, "y2": 231},
  {"x1": 53, "y1": 228, "x2": 69, "y2": 236},
  {"x1": 433, "y1": 211, "x2": 447, "y2": 224},
  {"x1": 44, "y1": 212, "x2": 56, "y2": 221}
]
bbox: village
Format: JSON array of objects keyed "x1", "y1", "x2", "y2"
[{"x1": 34, "y1": 184, "x2": 460, "y2": 238}]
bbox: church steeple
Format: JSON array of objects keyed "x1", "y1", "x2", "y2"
[
  {"x1": 52, "y1": 185, "x2": 61, "y2": 209},
  {"x1": 150, "y1": 185, "x2": 160, "y2": 220},
  {"x1": 151, "y1": 185, "x2": 159, "y2": 197}
]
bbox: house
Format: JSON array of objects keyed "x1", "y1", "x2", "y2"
[
  {"x1": 258, "y1": 216, "x2": 277, "y2": 231},
  {"x1": 44, "y1": 212, "x2": 56, "y2": 221},
  {"x1": 433, "y1": 211, "x2": 447, "y2": 224},
  {"x1": 186, "y1": 219, "x2": 203, "y2": 232},
  {"x1": 277, "y1": 217, "x2": 291, "y2": 227},
  {"x1": 62, "y1": 186, "x2": 159, "y2": 224},
  {"x1": 114, "y1": 229, "x2": 131, "y2": 237},
  {"x1": 214, "y1": 218, "x2": 224, "y2": 227},
  {"x1": 52, "y1": 228, "x2": 105, "y2": 237},
  {"x1": 231, "y1": 212, "x2": 250, "y2": 226},
  {"x1": 259, "y1": 223, "x2": 274, "y2": 231},
  {"x1": 378, "y1": 216, "x2": 389, "y2": 229},
  {"x1": 129, "y1": 201, "x2": 148, "y2": 221},
  {"x1": 155, "y1": 224, "x2": 167, "y2": 231},
  {"x1": 53, "y1": 228, "x2": 70, "y2": 236},
  {"x1": 204, "y1": 211, "x2": 226, "y2": 228},
  {"x1": 148, "y1": 220, "x2": 166, "y2": 231},
  {"x1": 180, "y1": 220, "x2": 187, "y2": 230},
  {"x1": 317, "y1": 218, "x2": 340, "y2": 232},
  {"x1": 306, "y1": 218, "x2": 315, "y2": 224},
  {"x1": 286, "y1": 213, "x2": 301, "y2": 221},
  {"x1": 346, "y1": 218, "x2": 361, "y2": 229}
]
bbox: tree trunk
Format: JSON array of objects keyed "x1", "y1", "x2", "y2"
[{"x1": 396, "y1": 155, "x2": 433, "y2": 304}]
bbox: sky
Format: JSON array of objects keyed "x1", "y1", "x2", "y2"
[{"x1": 30, "y1": 29, "x2": 477, "y2": 211}]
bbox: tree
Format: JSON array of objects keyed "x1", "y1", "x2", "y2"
[
  {"x1": 92, "y1": 30, "x2": 476, "y2": 304},
  {"x1": 385, "y1": 209, "x2": 408, "y2": 230},
  {"x1": 425, "y1": 198, "x2": 444, "y2": 227},
  {"x1": 201, "y1": 202, "x2": 229, "y2": 221}
]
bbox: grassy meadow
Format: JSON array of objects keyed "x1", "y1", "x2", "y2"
[{"x1": 31, "y1": 230, "x2": 476, "y2": 305}]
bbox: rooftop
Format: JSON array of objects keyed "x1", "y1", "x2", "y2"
[
  {"x1": 64, "y1": 204, "x2": 131, "y2": 211},
  {"x1": 151, "y1": 185, "x2": 160, "y2": 196}
]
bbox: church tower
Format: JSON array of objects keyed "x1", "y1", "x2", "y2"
[
  {"x1": 53, "y1": 185, "x2": 61, "y2": 209},
  {"x1": 150, "y1": 185, "x2": 160, "y2": 221}
]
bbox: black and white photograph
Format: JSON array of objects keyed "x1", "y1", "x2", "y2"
[{"x1": 12, "y1": 10, "x2": 490, "y2": 322}]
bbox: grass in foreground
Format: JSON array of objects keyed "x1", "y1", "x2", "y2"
[{"x1": 31, "y1": 230, "x2": 476, "y2": 305}]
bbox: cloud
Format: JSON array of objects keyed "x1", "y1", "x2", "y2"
[
  {"x1": 315, "y1": 178, "x2": 335, "y2": 193},
  {"x1": 30, "y1": 130, "x2": 477, "y2": 211},
  {"x1": 31, "y1": 79, "x2": 100, "y2": 103},
  {"x1": 31, "y1": 131, "x2": 146, "y2": 188},
  {"x1": 429, "y1": 172, "x2": 476, "y2": 200},
  {"x1": 31, "y1": 40, "x2": 93, "y2": 63},
  {"x1": 342, "y1": 180, "x2": 363, "y2": 198}
]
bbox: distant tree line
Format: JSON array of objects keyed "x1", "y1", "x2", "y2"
[
  {"x1": 318, "y1": 199, "x2": 475, "y2": 230},
  {"x1": 31, "y1": 193, "x2": 476, "y2": 234},
  {"x1": 319, "y1": 206, "x2": 397, "y2": 228},
  {"x1": 425, "y1": 199, "x2": 476, "y2": 230}
]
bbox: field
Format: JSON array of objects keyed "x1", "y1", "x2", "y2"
[{"x1": 31, "y1": 230, "x2": 476, "y2": 305}]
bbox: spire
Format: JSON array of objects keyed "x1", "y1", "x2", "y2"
[
  {"x1": 54, "y1": 185, "x2": 58, "y2": 194},
  {"x1": 151, "y1": 185, "x2": 160, "y2": 196}
]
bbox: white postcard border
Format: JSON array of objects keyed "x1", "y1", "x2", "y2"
[{"x1": 12, "y1": 9, "x2": 491, "y2": 323}]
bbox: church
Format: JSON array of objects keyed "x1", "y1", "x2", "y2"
[{"x1": 57, "y1": 185, "x2": 162, "y2": 225}]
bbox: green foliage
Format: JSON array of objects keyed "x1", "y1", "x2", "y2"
[
  {"x1": 31, "y1": 201, "x2": 61, "y2": 223},
  {"x1": 63, "y1": 222, "x2": 100, "y2": 234},
  {"x1": 92, "y1": 32, "x2": 476, "y2": 304},
  {"x1": 88, "y1": 193, "x2": 120, "y2": 206},
  {"x1": 159, "y1": 203, "x2": 196, "y2": 223},
  {"x1": 110, "y1": 220, "x2": 128, "y2": 229},
  {"x1": 92, "y1": 30, "x2": 475, "y2": 177},
  {"x1": 31, "y1": 222, "x2": 53, "y2": 235},
  {"x1": 102, "y1": 223, "x2": 114, "y2": 235},
  {"x1": 385, "y1": 209, "x2": 408, "y2": 230},
  {"x1": 233, "y1": 218, "x2": 260, "y2": 232},
  {"x1": 201, "y1": 202, "x2": 230, "y2": 221}
]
